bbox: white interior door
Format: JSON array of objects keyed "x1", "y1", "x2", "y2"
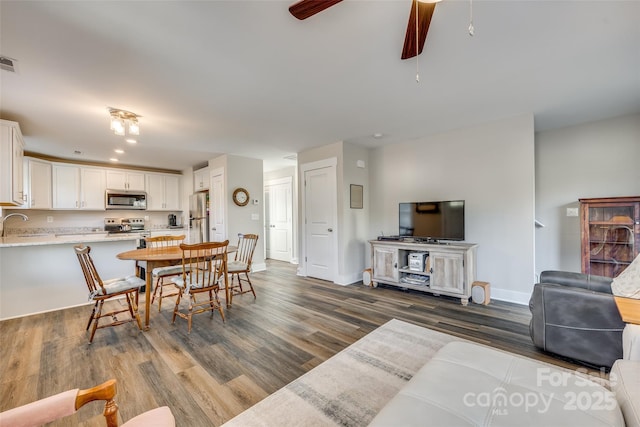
[
  {"x1": 210, "y1": 168, "x2": 226, "y2": 242},
  {"x1": 304, "y1": 165, "x2": 336, "y2": 281},
  {"x1": 265, "y1": 177, "x2": 292, "y2": 262}
]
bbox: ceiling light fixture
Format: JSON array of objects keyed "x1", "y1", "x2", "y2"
[
  {"x1": 114, "y1": 149, "x2": 124, "y2": 154},
  {"x1": 125, "y1": 138, "x2": 137, "y2": 144},
  {"x1": 108, "y1": 107, "x2": 141, "y2": 136}
]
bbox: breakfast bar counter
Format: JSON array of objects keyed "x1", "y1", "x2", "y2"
[
  {"x1": 0, "y1": 233, "x2": 140, "y2": 320},
  {"x1": 0, "y1": 232, "x2": 140, "y2": 248}
]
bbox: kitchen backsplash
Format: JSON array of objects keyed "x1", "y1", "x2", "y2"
[{"x1": 1, "y1": 209, "x2": 184, "y2": 236}]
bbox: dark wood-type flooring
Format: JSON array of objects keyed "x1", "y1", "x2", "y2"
[{"x1": 0, "y1": 260, "x2": 589, "y2": 426}]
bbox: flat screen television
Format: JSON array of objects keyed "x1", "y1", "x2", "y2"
[{"x1": 399, "y1": 200, "x2": 465, "y2": 241}]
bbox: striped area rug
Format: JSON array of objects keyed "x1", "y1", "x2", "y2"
[{"x1": 222, "y1": 319, "x2": 460, "y2": 427}]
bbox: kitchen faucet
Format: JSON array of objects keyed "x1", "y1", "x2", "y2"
[{"x1": 1, "y1": 212, "x2": 29, "y2": 237}]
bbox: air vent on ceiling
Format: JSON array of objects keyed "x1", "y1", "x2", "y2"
[
  {"x1": 0, "y1": 56, "x2": 16, "y2": 73},
  {"x1": 283, "y1": 154, "x2": 297, "y2": 161}
]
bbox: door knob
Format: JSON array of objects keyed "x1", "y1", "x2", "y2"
[{"x1": 328, "y1": 228, "x2": 333, "y2": 232}]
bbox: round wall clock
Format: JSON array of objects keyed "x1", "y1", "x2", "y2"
[{"x1": 232, "y1": 187, "x2": 250, "y2": 206}]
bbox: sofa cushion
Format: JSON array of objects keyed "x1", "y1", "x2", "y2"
[
  {"x1": 122, "y1": 406, "x2": 175, "y2": 427},
  {"x1": 612, "y1": 253, "x2": 640, "y2": 299},
  {"x1": 369, "y1": 341, "x2": 624, "y2": 426},
  {"x1": 610, "y1": 360, "x2": 640, "y2": 427},
  {"x1": 540, "y1": 270, "x2": 613, "y2": 293}
]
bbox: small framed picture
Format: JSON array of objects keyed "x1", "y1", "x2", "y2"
[{"x1": 350, "y1": 184, "x2": 363, "y2": 209}]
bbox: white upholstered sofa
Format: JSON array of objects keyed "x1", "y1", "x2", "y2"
[{"x1": 369, "y1": 341, "x2": 639, "y2": 426}]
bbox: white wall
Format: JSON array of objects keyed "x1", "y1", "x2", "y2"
[
  {"x1": 341, "y1": 143, "x2": 370, "y2": 284},
  {"x1": 369, "y1": 114, "x2": 536, "y2": 303},
  {"x1": 535, "y1": 113, "x2": 640, "y2": 274},
  {"x1": 209, "y1": 154, "x2": 266, "y2": 271}
]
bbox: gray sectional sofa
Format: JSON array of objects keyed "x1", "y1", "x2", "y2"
[{"x1": 369, "y1": 341, "x2": 639, "y2": 426}]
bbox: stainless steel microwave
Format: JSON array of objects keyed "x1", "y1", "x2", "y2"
[{"x1": 105, "y1": 190, "x2": 147, "y2": 210}]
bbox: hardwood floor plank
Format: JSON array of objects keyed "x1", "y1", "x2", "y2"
[
  {"x1": 178, "y1": 365, "x2": 242, "y2": 424},
  {"x1": 0, "y1": 259, "x2": 592, "y2": 426}
]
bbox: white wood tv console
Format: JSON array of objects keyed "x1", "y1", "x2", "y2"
[{"x1": 369, "y1": 239, "x2": 478, "y2": 305}]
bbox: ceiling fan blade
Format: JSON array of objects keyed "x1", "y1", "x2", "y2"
[
  {"x1": 289, "y1": 0, "x2": 344, "y2": 20},
  {"x1": 401, "y1": 0, "x2": 436, "y2": 60}
]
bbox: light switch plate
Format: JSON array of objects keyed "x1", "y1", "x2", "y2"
[
  {"x1": 251, "y1": 213, "x2": 259, "y2": 221},
  {"x1": 566, "y1": 207, "x2": 579, "y2": 217}
]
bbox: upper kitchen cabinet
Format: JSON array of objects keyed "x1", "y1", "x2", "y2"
[
  {"x1": 24, "y1": 158, "x2": 52, "y2": 209},
  {"x1": 146, "y1": 173, "x2": 181, "y2": 211},
  {"x1": 106, "y1": 169, "x2": 145, "y2": 191},
  {"x1": 0, "y1": 119, "x2": 25, "y2": 206},
  {"x1": 53, "y1": 164, "x2": 106, "y2": 210},
  {"x1": 193, "y1": 166, "x2": 209, "y2": 191}
]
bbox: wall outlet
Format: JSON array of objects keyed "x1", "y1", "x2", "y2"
[
  {"x1": 566, "y1": 207, "x2": 579, "y2": 217},
  {"x1": 251, "y1": 213, "x2": 259, "y2": 221},
  {"x1": 46, "y1": 216, "x2": 53, "y2": 223},
  {"x1": 144, "y1": 215, "x2": 149, "y2": 221}
]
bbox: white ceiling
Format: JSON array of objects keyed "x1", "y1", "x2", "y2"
[{"x1": 1, "y1": 0, "x2": 639, "y2": 172}]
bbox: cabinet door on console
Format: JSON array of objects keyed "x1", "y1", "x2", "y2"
[
  {"x1": 372, "y1": 246, "x2": 398, "y2": 282},
  {"x1": 429, "y1": 251, "x2": 465, "y2": 294}
]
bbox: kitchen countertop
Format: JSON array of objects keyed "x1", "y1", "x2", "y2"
[
  {"x1": 0, "y1": 232, "x2": 141, "y2": 248},
  {"x1": 0, "y1": 227, "x2": 187, "y2": 248}
]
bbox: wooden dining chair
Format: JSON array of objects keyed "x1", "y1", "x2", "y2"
[
  {"x1": 146, "y1": 234, "x2": 186, "y2": 311},
  {"x1": 228, "y1": 233, "x2": 259, "y2": 305},
  {"x1": 171, "y1": 240, "x2": 229, "y2": 333},
  {"x1": 0, "y1": 379, "x2": 175, "y2": 427},
  {"x1": 74, "y1": 245, "x2": 143, "y2": 343}
]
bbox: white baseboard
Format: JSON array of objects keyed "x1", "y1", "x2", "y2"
[
  {"x1": 489, "y1": 288, "x2": 530, "y2": 306},
  {"x1": 252, "y1": 262, "x2": 267, "y2": 272},
  {"x1": 0, "y1": 301, "x2": 92, "y2": 322},
  {"x1": 335, "y1": 272, "x2": 361, "y2": 286},
  {"x1": 293, "y1": 269, "x2": 360, "y2": 286}
]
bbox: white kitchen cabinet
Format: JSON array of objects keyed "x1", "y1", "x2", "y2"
[
  {"x1": 81, "y1": 168, "x2": 106, "y2": 209},
  {"x1": 53, "y1": 164, "x2": 79, "y2": 209},
  {"x1": 146, "y1": 173, "x2": 181, "y2": 211},
  {"x1": 0, "y1": 119, "x2": 24, "y2": 206},
  {"x1": 106, "y1": 169, "x2": 145, "y2": 191},
  {"x1": 150, "y1": 229, "x2": 186, "y2": 238},
  {"x1": 193, "y1": 167, "x2": 209, "y2": 191},
  {"x1": 25, "y1": 158, "x2": 52, "y2": 209},
  {"x1": 53, "y1": 164, "x2": 106, "y2": 209}
]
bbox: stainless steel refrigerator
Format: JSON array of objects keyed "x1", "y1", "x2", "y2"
[{"x1": 189, "y1": 191, "x2": 209, "y2": 243}]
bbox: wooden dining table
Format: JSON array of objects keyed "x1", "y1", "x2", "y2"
[{"x1": 116, "y1": 245, "x2": 236, "y2": 330}]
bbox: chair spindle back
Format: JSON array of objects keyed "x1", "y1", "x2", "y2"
[
  {"x1": 234, "y1": 234, "x2": 258, "y2": 267},
  {"x1": 180, "y1": 241, "x2": 229, "y2": 291},
  {"x1": 74, "y1": 245, "x2": 106, "y2": 297}
]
